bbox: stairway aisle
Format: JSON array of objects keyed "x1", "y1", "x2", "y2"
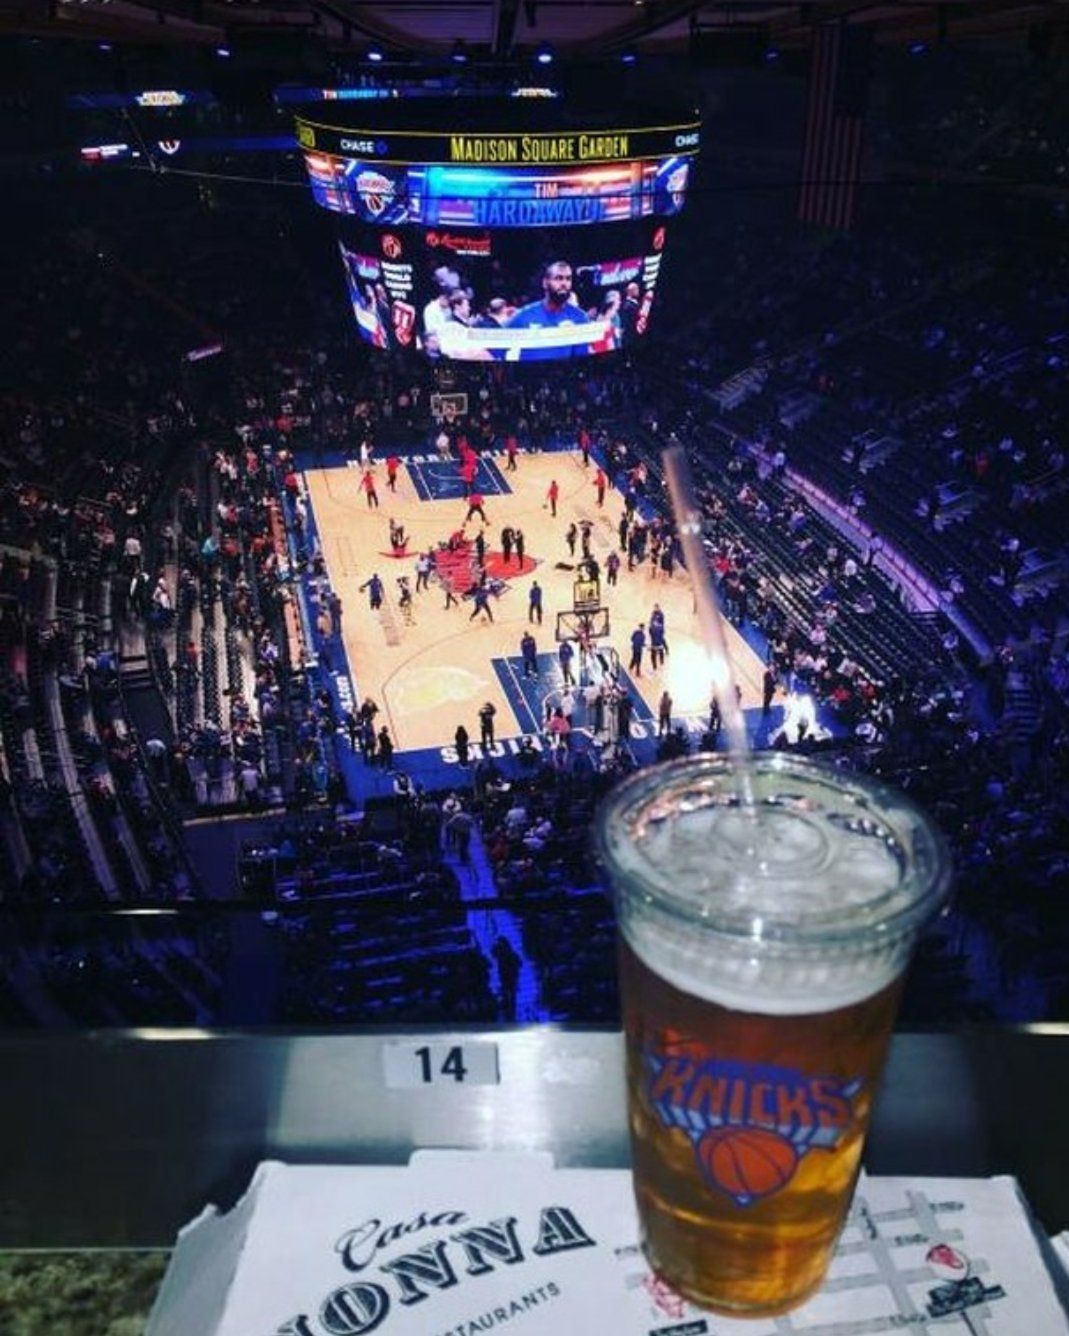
[{"x1": 444, "y1": 830, "x2": 544, "y2": 1023}]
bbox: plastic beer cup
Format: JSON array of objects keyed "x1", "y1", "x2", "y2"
[{"x1": 596, "y1": 752, "x2": 951, "y2": 1317}]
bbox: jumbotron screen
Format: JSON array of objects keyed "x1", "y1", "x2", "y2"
[
  {"x1": 302, "y1": 151, "x2": 693, "y2": 225},
  {"x1": 297, "y1": 105, "x2": 701, "y2": 361},
  {"x1": 338, "y1": 219, "x2": 670, "y2": 361}
]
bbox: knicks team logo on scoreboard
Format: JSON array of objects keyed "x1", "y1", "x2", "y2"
[
  {"x1": 354, "y1": 169, "x2": 395, "y2": 218},
  {"x1": 643, "y1": 1050, "x2": 862, "y2": 1206}
]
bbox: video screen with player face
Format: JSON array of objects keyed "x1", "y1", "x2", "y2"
[
  {"x1": 338, "y1": 218, "x2": 671, "y2": 361},
  {"x1": 304, "y1": 109, "x2": 699, "y2": 361}
]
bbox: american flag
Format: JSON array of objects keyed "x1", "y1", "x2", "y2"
[{"x1": 798, "y1": 23, "x2": 872, "y2": 231}]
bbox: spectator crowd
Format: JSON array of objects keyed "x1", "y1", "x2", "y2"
[{"x1": 1, "y1": 114, "x2": 1066, "y2": 1027}]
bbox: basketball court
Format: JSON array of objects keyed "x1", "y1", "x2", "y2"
[{"x1": 301, "y1": 444, "x2": 766, "y2": 759}]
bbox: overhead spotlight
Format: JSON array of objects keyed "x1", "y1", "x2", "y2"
[
  {"x1": 451, "y1": 40, "x2": 469, "y2": 65},
  {"x1": 535, "y1": 44, "x2": 554, "y2": 65},
  {"x1": 908, "y1": 40, "x2": 929, "y2": 56},
  {"x1": 763, "y1": 46, "x2": 780, "y2": 62},
  {"x1": 367, "y1": 45, "x2": 385, "y2": 63},
  {"x1": 620, "y1": 50, "x2": 637, "y2": 65},
  {"x1": 215, "y1": 46, "x2": 231, "y2": 58},
  {"x1": 98, "y1": 41, "x2": 112, "y2": 52}
]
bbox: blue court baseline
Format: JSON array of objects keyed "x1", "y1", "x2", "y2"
[
  {"x1": 614, "y1": 669, "x2": 655, "y2": 721},
  {"x1": 478, "y1": 455, "x2": 510, "y2": 494},
  {"x1": 493, "y1": 655, "x2": 548, "y2": 735},
  {"x1": 493, "y1": 652, "x2": 655, "y2": 735},
  {"x1": 408, "y1": 461, "x2": 433, "y2": 503},
  {"x1": 407, "y1": 455, "x2": 513, "y2": 502},
  {"x1": 416, "y1": 460, "x2": 467, "y2": 500},
  {"x1": 292, "y1": 435, "x2": 575, "y2": 475}
]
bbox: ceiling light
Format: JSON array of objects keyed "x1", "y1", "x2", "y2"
[
  {"x1": 535, "y1": 44, "x2": 554, "y2": 65},
  {"x1": 367, "y1": 46, "x2": 385, "y2": 63}
]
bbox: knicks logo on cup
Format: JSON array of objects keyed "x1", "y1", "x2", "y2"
[{"x1": 644, "y1": 1050, "x2": 862, "y2": 1206}]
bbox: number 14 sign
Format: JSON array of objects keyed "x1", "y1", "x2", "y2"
[{"x1": 382, "y1": 1040, "x2": 500, "y2": 1089}]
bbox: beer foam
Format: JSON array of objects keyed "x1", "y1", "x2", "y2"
[{"x1": 600, "y1": 758, "x2": 948, "y2": 1016}]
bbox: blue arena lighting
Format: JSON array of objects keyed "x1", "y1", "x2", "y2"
[
  {"x1": 216, "y1": 46, "x2": 231, "y2": 58},
  {"x1": 620, "y1": 50, "x2": 637, "y2": 65},
  {"x1": 451, "y1": 41, "x2": 469, "y2": 65},
  {"x1": 535, "y1": 45, "x2": 554, "y2": 65},
  {"x1": 764, "y1": 46, "x2": 781, "y2": 62},
  {"x1": 909, "y1": 40, "x2": 929, "y2": 55},
  {"x1": 367, "y1": 46, "x2": 385, "y2": 63}
]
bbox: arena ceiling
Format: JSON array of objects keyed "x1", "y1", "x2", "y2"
[{"x1": 4, "y1": 0, "x2": 1067, "y2": 59}]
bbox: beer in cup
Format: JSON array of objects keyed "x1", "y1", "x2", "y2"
[{"x1": 596, "y1": 752, "x2": 950, "y2": 1316}]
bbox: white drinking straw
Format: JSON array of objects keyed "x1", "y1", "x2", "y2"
[{"x1": 662, "y1": 445, "x2": 755, "y2": 803}]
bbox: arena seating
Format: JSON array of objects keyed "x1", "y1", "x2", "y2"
[{"x1": 0, "y1": 156, "x2": 1065, "y2": 1030}]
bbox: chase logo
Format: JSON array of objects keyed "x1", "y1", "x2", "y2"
[
  {"x1": 340, "y1": 138, "x2": 389, "y2": 156},
  {"x1": 644, "y1": 1051, "x2": 861, "y2": 1207}
]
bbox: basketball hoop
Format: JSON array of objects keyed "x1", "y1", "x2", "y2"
[
  {"x1": 430, "y1": 392, "x2": 469, "y2": 423},
  {"x1": 573, "y1": 574, "x2": 601, "y2": 613}
]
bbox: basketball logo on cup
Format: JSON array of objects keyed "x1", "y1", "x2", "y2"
[
  {"x1": 644, "y1": 1049, "x2": 862, "y2": 1208},
  {"x1": 696, "y1": 1126, "x2": 798, "y2": 1206}
]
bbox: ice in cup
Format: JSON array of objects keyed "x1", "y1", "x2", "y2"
[{"x1": 596, "y1": 752, "x2": 951, "y2": 1317}]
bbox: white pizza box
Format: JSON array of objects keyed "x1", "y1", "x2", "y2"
[{"x1": 145, "y1": 1154, "x2": 1069, "y2": 1336}]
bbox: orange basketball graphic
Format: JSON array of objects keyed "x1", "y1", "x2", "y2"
[{"x1": 696, "y1": 1126, "x2": 798, "y2": 1205}]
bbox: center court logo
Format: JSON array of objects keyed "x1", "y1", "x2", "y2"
[{"x1": 644, "y1": 1051, "x2": 862, "y2": 1206}]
